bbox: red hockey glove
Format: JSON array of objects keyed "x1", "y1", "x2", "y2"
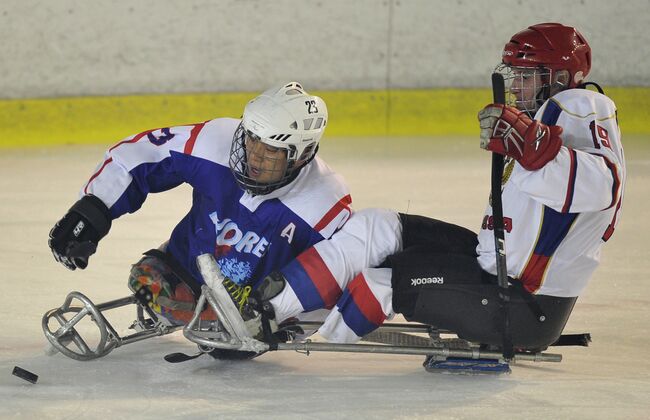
[{"x1": 478, "y1": 104, "x2": 563, "y2": 171}]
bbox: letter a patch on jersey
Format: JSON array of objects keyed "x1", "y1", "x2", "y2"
[{"x1": 281, "y1": 223, "x2": 296, "y2": 243}]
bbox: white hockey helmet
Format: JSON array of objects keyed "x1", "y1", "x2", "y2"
[{"x1": 229, "y1": 82, "x2": 328, "y2": 195}]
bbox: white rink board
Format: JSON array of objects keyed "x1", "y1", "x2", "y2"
[
  {"x1": 0, "y1": 136, "x2": 649, "y2": 419},
  {"x1": 2, "y1": 0, "x2": 649, "y2": 99}
]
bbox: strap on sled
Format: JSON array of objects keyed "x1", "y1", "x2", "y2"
[{"x1": 509, "y1": 280, "x2": 546, "y2": 322}]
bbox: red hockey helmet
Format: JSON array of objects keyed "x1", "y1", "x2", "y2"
[
  {"x1": 496, "y1": 23, "x2": 591, "y2": 115},
  {"x1": 502, "y1": 23, "x2": 591, "y2": 88}
]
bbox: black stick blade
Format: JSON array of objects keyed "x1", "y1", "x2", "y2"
[
  {"x1": 492, "y1": 73, "x2": 506, "y2": 104},
  {"x1": 164, "y1": 352, "x2": 204, "y2": 363}
]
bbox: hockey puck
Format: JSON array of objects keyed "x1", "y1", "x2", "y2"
[{"x1": 12, "y1": 366, "x2": 38, "y2": 384}]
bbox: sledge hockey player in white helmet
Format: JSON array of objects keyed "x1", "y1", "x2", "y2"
[
  {"x1": 48, "y1": 82, "x2": 352, "y2": 357},
  {"x1": 230, "y1": 82, "x2": 329, "y2": 195},
  {"x1": 233, "y1": 23, "x2": 625, "y2": 359}
]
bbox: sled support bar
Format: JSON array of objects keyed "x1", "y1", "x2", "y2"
[
  {"x1": 297, "y1": 321, "x2": 590, "y2": 349},
  {"x1": 297, "y1": 321, "x2": 445, "y2": 335},
  {"x1": 275, "y1": 341, "x2": 562, "y2": 362}
]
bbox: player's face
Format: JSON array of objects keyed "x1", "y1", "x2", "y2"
[
  {"x1": 509, "y1": 68, "x2": 543, "y2": 111},
  {"x1": 245, "y1": 133, "x2": 288, "y2": 184}
]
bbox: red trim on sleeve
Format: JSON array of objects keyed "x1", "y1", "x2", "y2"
[
  {"x1": 602, "y1": 198, "x2": 623, "y2": 242},
  {"x1": 348, "y1": 273, "x2": 387, "y2": 325},
  {"x1": 83, "y1": 157, "x2": 113, "y2": 194},
  {"x1": 108, "y1": 130, "x2": 153, "y2": 152},
  {"x1": 599, "y1": 155, "x2": 621, "y2": 210},
  {"x1": 296, "y1": 247, "x2": 341, "y2": 309},
  {"x1": 561, "y1": 149, "x2": 578, "y2": 213},
  {"x1": 315, "y1": 194, "x2": 352, "y2": 232},
  {"x1": 183, "y1": 122, "x2": 206, "y2": 154}
]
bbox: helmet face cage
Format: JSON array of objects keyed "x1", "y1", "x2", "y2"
[
  {"x1": 495, "y1": 63, "x2": 552, "y2": 117},
  {"x1": 230, "y1": 123, "x2": 303, "y2": 195},
  {"x1": 229, "y1": 82, "x2": 326, "y2": 195}
]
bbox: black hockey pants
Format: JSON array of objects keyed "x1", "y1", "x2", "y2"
[{"x1": 387, "y1": 214, "x2": 577, "y2": 351}]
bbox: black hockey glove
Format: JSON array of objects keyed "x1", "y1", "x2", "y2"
[{"x1": 48, "y1": 195, "x2": 112, "y2": 270}]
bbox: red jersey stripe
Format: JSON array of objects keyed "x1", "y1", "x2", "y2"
[
  {"x1": 108, "y1": 130, "x2": 153, "y2": 152},
  {"x1": 561, "y1": 149, "x2": 578, "y2": 213},
  {"x1": 602, "y1": 198, "x2": 623, "y2": 242},
  {"x1": 296, "y1": 247, "x2": 341, "y2": 309},
  {"x1": 184, "y1": 122, "x2": 206, "y2": 154},
  {"x1": 83, "y1": 157, "x2": 113, "y2": 195},
  {"x1": 315, "y1": 194, "x2": 352, "y2": 232},
  {"x1": 520, "y1": 253, "x2": 550, "y2": 293},
  {"x1": 599, "y1": 155, "x2": 621, "y2": 210},
  {"x1": 348, "y1": 273, "x2": 386, "y2": 325}
]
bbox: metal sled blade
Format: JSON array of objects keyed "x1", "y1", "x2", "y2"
[
  {"x1": 42, "y1": 291, "x2": 180, "y2": 361},
  {"x1": 182, "y1": 254, "x2": 269, "y2": 354},
  {"x1": 274, "y1": 340, "x2": 561, "y2": 363},
  {"x1": 424, "y1": 356, "x2": 512, "y2": 375},
  {"x1": 280, "y1": 321, "x2": 561, "y2": 366}
]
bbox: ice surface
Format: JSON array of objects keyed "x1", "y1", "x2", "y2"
[{"x1": 1, "y1": 137, "x2": 648, "y2": 419}]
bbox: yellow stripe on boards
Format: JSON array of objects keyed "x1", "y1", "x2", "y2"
[
  {"x1": 322, "y1": 88, "x2": 492, "y2": 136},
  {"x1": 1, "y1": 87, "x2": 648, "y2": 148},
  {"x1": 604, "y1": 87, "x2": 650, "y2": 134},
  {"x1": 0, "y1": 93, "x2": 252, "y2": 148}
]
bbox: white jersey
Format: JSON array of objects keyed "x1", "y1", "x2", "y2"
[{"x1": 477, "y1": 89, "x2": 626, "y2": 297}]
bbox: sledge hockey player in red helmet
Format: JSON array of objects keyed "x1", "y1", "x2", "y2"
[
  {"x1": 497, "y1": 22, "x2": 592, "y2": 116},
  {"x1": 227, "y1": 23, "x2": 626, "y2": 364}
]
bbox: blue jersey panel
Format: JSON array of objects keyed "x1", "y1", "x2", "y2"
[
  {"x1": 158, "y1": 152, "x2": 326, "y2": 287},
  {"x1": 110, "y1": 157, "x2": 184, "y2": 218}
]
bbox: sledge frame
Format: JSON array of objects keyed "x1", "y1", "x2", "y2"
[{"x1": 42, "y1": 254, "x2": 574, "y2": 365}]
